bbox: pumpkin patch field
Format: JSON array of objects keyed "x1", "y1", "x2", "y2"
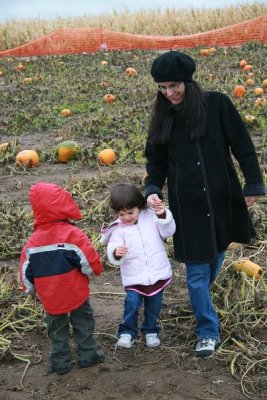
[{"x1": 0, "y1": 43, "x2": 266, "y2": 400}]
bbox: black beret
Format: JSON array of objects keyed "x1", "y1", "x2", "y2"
[{"x1": 151, "y1": 50, "x2": 196, "y2": 82}]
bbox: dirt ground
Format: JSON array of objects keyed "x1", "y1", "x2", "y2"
[{"x1": 0, "y1": 132, "x2": 249, "y2": 400}]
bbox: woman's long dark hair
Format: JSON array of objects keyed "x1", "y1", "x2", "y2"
[{"x1": 148, "y1": 81, "x2": 207, "y2": 143}]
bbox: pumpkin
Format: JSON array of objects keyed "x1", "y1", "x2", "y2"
[
  {"x1": 0, "y1": 142, "x2": 9, "y2": 151},
  {"x1": 243, "y1": 64, "x2": 252, "y2": 71},
  {"x1": 208, "y1": 47, "x2": 216, "y2": 54},
  {"x1": 61, "y1": 108, "x2": 72, "y2": 117},
  {"x1": 100, "y1": 80, "x2": 109, "y2": 87},
  {"x1": 16, "y1": 150, "x2": 39, "y2": 167},
  {"x1": 255, "y1": 98, "x2": 266, "y2": 107},
  {"x1": 199, "y1": 49, "x2": 209, "y2": 56},
  {"x1": 244, "y1": 115, "x2": 256, "y2": 123},
  {"x1": 103, "y1": 94, "x2": 116, "y2": 103},
  {"x1": 15, "y1": 63, "x2": 25, "y2": 72},
  {"x1": 0, "y1": 70, "x2": 4, "y2": 77},
  {"x1": 101, "y1": 60, "x2": 108, "y2": 66},
  {"x1": 98, "y1": 149, "x2": 116, "y2": 165},
  {"x1": 227, "y1": 242, "x2": 242, "y2": 250},
  {"x1": 233, "y1": 85, "x2": 246, "y2": 97},
  {"x1": 57, "y1": 140, "x2": 80, "y2": 163},
  {"x1": 254, "y1": 87, "x2": 264, "y2": 96},
  {"x1": 232, "y1": 259, "x2": 262, "y2": 280},
  {"x1": 23, "y1": 77, "x2": 32, "y2": 84},
  {"x1": 246, "y1": 78, "x2": 254, "y2": 86},
  {"x1": 239, "y1": 59, "x2": 248, "y2": 67},
  {"x1": 125, "y1": 67, "x2": 137, "y2": 77},
  {"x1": 262, "y1": 79, "x2": 267, "y2": 88}
]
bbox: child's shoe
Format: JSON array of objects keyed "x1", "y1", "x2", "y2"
[
  {"x1": 50, "y1": 365, "x2": 70, "y2": 375},
  {"x1": 195, "y1": 338, "x2": 220, "y2": 358},
  {"x1": 146, "y1": 333, "x2": 160, "y2": 348},
  {"x1": 116, "y1": 333, "x2": 133, "y2": 349},
  {"x1": 79, "y1": 350, "x2": 105, "y2": 368}
]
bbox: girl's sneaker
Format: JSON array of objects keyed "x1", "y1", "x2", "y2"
[
  {"x1": 146, "y1": 333, "x2": 160, "y2": 348},
  {"x1": 116, "y1": 334, "x2": 133, "y2": 349},
  {"x1": 196, "y1": 338, "x2": 220, "y2": 358}
]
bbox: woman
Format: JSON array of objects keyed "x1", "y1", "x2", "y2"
[{"x1": 144, "y1": 50, "x2": 265, "y2": 358}]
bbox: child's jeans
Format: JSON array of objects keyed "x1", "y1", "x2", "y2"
[
  {"x1": 185, "y1": 251, "x2": 225, "y2": 341},
  {"x1": 45, "y1": 299, "x2": 96, "y2": 371},
  {"x1": 118, "y1": 289, "x2": 163, "y2": 339}
]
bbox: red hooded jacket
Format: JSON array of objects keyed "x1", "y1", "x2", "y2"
[{"x1": 19, "y1": 182, "x2": 102, "y2": 315}]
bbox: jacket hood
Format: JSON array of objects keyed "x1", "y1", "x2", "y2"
[{"x1": 29, "y1": 182, "x2": 82, "y2": 226}]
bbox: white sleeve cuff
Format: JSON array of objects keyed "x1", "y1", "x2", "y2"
[
  {"x1": 154, "y1": 208, "x2": 173, "y2": 225},
  {"x1": 107, "y1": 244, "x2": 124, "y2": 266}
]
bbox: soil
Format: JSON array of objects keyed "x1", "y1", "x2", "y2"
[{"x1": 0, "y1": 131, "x2": 250, "y2": 400}]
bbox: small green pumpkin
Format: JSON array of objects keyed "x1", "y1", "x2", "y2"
[{"x1": 57, "y1": 140, "x2": 80, "y2": 163}]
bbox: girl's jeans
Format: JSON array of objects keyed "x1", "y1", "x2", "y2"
[
  {"x1": 45, "y1": 299, "x2": 97, "y2": 370},
  {"x1": 185, "y1": 251, "x2": 225, "y2": 341},
  {"x1": 118, "y1": 289, "x2": 163, "y2": 338}
]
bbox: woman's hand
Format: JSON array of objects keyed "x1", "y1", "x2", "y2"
[
  {"x1": 245, "y1": 196, "x2": 258, "y2": 207},
  {"x1": 147, "y1": 193, "x2": 162, "y2": 208},
  {"x1": 114, "y1": 246, "x2": 128, "y2": 257}
]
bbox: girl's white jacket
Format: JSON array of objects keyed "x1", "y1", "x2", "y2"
[{"x1": 100, "y1": 208, "x2": 176, "y2": 287}]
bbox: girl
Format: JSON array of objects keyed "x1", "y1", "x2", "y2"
[{"x1": 101, "y1": 183, "x2": 176, "y2": 349}]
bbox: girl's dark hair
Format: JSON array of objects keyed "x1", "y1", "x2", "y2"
[
  {"x1": 148, "y1": 80, "x2": 206, "y2": 143},
  {"x1": 109, "y1": 183, "x2": 146, "y2": 212}
]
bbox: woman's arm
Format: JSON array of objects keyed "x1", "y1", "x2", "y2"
[
  {"x1": 144, "y1": 140, "x2": 169, "y2": 199},
  {"x1": 219, "y1": 93, "x2": 265, "y2": 197}
]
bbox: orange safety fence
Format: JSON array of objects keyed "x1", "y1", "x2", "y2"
[{"x1": 0, "y1": 15, "x2": 266, "y2": 58}]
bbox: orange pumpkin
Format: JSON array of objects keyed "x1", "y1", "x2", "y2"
[
  {"x1": 254, "y1": 87, "x2": 264, "y2": 96},
  {"x1": 233, "y1": 85, "x2": 246, "y2": 97},
  {"x1": 199, "y1": 49, "x2": 209, "y2": 56},
  {"x1": 103, "y1": 94, "x2": 116, "y2": 103},
  {"x1": 246, "y1": 78, "x2": 254, "y2": 86},
  {"x1": 208, "y1": 47, "x2": 216, "y2": 54},
  {"x1": 125, "y1": 67, "x2": 137, "y2": 77},
  {"x1": 0, "y1": 70, "x2": 4, "y2": 77},
  {"x1": 243, "y1": 64, "x2": 252, "y2": 71},
  {"x1": 98, "y1": 149, "x2": 116, "y2": 165},
  {"x1": 23, "y1": 77, "x2": 32, "y2": 84},
  {"x1": 239, "y1": 59, "x2": 248, "y2": 67},
  {"x1": 0, "y1": 142, "x2": 9, "y2": 151},
  {"x1": 16, "y1": 150, "x2": 39, "y2": 167},
  {"x1": 262, "y1": 79, "x2": 267, "y2": 88},
  {"x1": 57, "y1": 140, "x2": 80, "y2": 163},
  {"x1": 232, "y1": 259, "x2": 262, "y2": 280},
  {"x1": 15, "y1": 63, "x2": 25, "y2": 72},
  {"x1": 61, "y1": 108, "x2": 72, "y2": 117}
]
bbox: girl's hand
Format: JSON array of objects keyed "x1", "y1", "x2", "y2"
[
  {"x1": 245, "y1": 196, "x2": 258, "y2": 207},
  {"x1": 147, "y1": 193, "x2": 163, "y2": 211},
  {"x1": 154, "y1": 201, "x2": 166, "y2": 216},
  {"x1": 115, "y1": 246, "x2": 128, "y2": 257}
]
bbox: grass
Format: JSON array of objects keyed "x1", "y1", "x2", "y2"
[{"x1": 0, "y1": 1, "x2": 267, "y2": 50}]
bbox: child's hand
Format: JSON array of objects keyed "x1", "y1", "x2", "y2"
[
  {"x1": 115, "y1": 246, "x2": 128, "y2": 257},
  {"x1": 154, "y1": 201, "x2": 166, "y2": 216},
  {"x1": 147, "y1": 194, "x2": 165, "y2": 215}
]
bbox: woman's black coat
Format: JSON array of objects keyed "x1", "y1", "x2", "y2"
[{"x1": 145, "y1": 91, "x2": 265, "y2": 264}]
